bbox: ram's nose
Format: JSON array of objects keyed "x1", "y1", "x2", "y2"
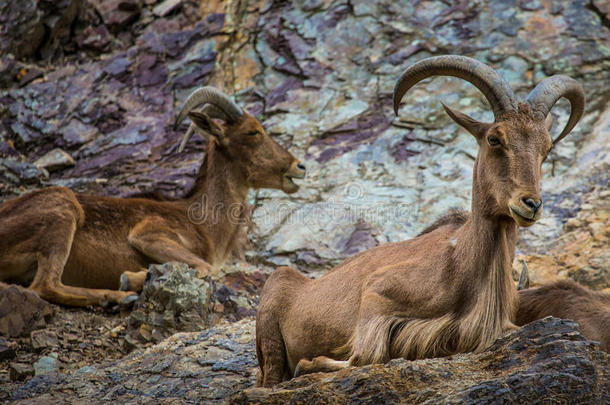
[
  {"x1": 521, "y1": 197, "x2": 542, "y2": 214},
  {"x1": 509, "y1": 195, "x2": 543, "y2": 227},
  {"x1": 288, "y1": 161, "x2": 306, "y2": 179}
]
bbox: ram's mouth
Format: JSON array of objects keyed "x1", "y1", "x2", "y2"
[
  {"x1": 282, "y1": 175, "x2": 301, "y2": 194},
  {"x1": 509, "y1": 206, "x2": 537, "y2": 227}
]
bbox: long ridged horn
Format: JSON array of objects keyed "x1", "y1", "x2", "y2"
[
  {"x1": 178, "y1": 105, "x2": 229, "y2": 152},
  {"x1": 174, "y1": 86, "x2": 242, "y2": 130},
  {"x1": 393, "y1": 55, "x2": 517, "y2": 120},
  {"x1": 525, "y1": 75, "x2": 585, "y2": 144}
]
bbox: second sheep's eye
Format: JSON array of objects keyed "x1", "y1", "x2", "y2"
[
  {"x1": 247, "y1": 131, "x2": 259, "y2": 136},
  {"x1": 488, "y1": 136, "x2": 501, "y2": 147}
]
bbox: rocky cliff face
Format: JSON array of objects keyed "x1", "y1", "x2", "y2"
[
  {"x1": 1, "y1": 0, "x2": 609, "y2": 403},
  {"x1": 1, "y1": 0, "x2": 608, "y2": 287}
]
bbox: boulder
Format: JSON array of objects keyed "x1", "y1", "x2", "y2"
[
  {"x1": 0, "y1": 284, "x2": 54, "y2": 338},
  {"x1": 126, "y1": 262, "x2": 214, "y2": 345},
  {"x1": 232, "y1": 318, "x2": 610, "y2": 404}
]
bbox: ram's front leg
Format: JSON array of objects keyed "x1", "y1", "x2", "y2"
[
  {"x1": 124, "y1": 217, "x2": 216, "y2": 291},
  {"x1": 294, "y1": 356, "x2": 350, "y2": 377}
]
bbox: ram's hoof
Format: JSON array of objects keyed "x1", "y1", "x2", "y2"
[
  {"x1": 119, "y1": 273, "x2": 130, "y2": 291},
  {"x1": 121, "y1": 294, "x2": 139, "y2": 306}
]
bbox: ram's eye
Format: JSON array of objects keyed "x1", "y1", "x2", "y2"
[
  {"x1": 487, "y1": 136, "x2": 501, "y2": 147},
  {"x1": 247, "y1": 131, "x2": 259, "y2": 136}
]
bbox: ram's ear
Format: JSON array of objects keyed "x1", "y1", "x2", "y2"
[
  {"x1": 441, "y1": 102, "x2": 491, "y2": 141},
  {"x1": 188, "y1": 111, "x2": 225, "y2": 139}
]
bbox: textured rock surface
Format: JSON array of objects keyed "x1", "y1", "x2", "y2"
[
  {"x1": 126, "y1": 262, "x2": 214, "y2": 345},
  {"x1": 6, "y1": 317, "x2": 609, "y2": 404},
  {"x1": 0, "y1": 284, "x2": 54, "y2": 338},
  {"x1": 11, "y1": 318, "x2": 258, "y2": 404},
  {"x1": 233, "y1": 318, "x2": 610, "y2": 404},
  {"x1": 515, "y1": 185, "x2": 610, "y2": 291},
  {"x1": 125, "y1": 261, "x2": 268, "y2": 346}
]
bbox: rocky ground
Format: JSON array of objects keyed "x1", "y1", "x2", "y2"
[
  {"x1": 0, "y1": 261, "x2": 269, "y2": 402},
  {"x1": 4, "y1": 317, "x2": 609, "y2": 404},
  {"x1": 1, "y1": 0, "x2": 609, "y2": 403}
]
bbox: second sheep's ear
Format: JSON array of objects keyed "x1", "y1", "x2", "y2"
[
  {"x1": 544, "y1": 113, "x2": 553, "y2": 132},
  {"x1": 188, "y1": 111, "x2": 225, "y2": 141},
  {"x1": 441, "y1": 102, "x2": 491, "y2": 141}
]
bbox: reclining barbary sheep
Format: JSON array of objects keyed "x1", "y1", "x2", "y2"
[
  {"x1": 422, "y1": 211, "x2": 610, "y2": 353},
  {"x1": 255, "y1": 55, "x2": 585, "y2": 387},
  {"x1": 0, "y1": 87, "x2": 306, "y2": 307},
  {"x1": 516, "y1": 262, "x2": 610, "y2": 352}
]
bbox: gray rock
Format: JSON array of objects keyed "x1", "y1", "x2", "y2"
[
  {"x1": 152, "y1": 0, "x2": 183, "y2": 17},
  {"x1": 126, "y1": 262, "x2": 214, "y2": 344},
  {"x1": 30, "y1": 330, "x2": 59, "y2": 351},
  {"x1": 9, "y1": 317, "x2": 610, "y2": 403},
  {"x1": 11, "y1": 318, "x2": 258, "y2": 403},
  {"x1": 0, "y1": 284, "x2": 54, "y2": 338},
  {"x1": 33, "y1": 354, "x2": 60, "y2": 376},
  {"x1": 9, "y1": 363, "x2": 34, "y2": 382},
  {"x1": 33, "y1": 148, "x2": 75, "y2": 172}
]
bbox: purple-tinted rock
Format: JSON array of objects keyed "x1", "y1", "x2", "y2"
[
  {"x1": 342, "y1": 220, "x2": 379, "y2": 256},
  {"x1": 1, "y1": 160, "x2": 44, "y2": 182},
  {"x1": 62, "y1": 119, "x2": 99, "y2": 146},
  {"x1": 392, "y1": 134, "x2": 420, "y2": 163},
  {"x1": 173, "y1": 62, "x2": 215, "y2": 88},
  {"x1": 0, "y1": 0, "x2": 45, "y2": 59},
  {"x1": 137, "y1": 31, "x2": 168, "y2": 55},
  {"x1": 90, "y1": 0, "x2": 140, "y2": 31},
  {"x1": 77, "y1": 25, "x2": 111, "y2": 51},
  {"x1": 295, "y1": 250, "x2": 325, "y2": 266},
  {"x1": 0, "y1": 140, "x2": 20, "y2": 158},
  {"x1": 265, "y1": 77, "x2": 302, "y2": 109},
  {"x1": 17, "y1": 67, "x2": 44, "y2": 87},
  {"x1": 103, "y1": 55, "x2": 132, "y2": 76},
  {"x1": 311, "y1": 111, "x2": 391, "y2": 162}
]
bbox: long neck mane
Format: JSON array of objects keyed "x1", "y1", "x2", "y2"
[
  {"x1": 452, "y1": 167, "x2": 519, "y2": 353},
  {"x1": 453, "y1": 213, "x2": 518, "y2": 352},
  {"x1": 176, "y1": 139, "x2": 251, "y2": 265}
]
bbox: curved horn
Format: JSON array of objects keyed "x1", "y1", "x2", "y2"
[
  {"x1": 393, "y1": 55, "x2": 517, "y2": 120},
  {"x1": 174, "y1": 86, "x2": 242, "y2": 129},
  {"x1": 201, "y1": 104, "x2": 230, "y2": 121},
  {"x1": 178, "y1": 125, "x2": 196, "y2": 153},
  {"x1": 178, "y1": 104, "x2": 229, "y2": 152},
  {"x1": 525, "y1": 75, "x2": 585, "y2": 144}
]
